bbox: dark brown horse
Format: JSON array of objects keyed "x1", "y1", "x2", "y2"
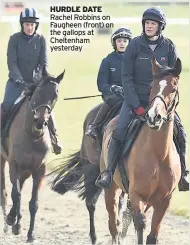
[
  {"x1": 51, "y1": 58, "x2": 182, "y2": 245},
  {"x1": 50, "y1": 104, "x2": 131, "y2": 244},
  {"x1": 0, "y1": 71, "x2": 64, "y2": 242}
]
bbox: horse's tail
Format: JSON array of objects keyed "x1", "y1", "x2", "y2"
[
  {"x1": 49, "y1": 151, "x2": 83, "y2": 195},
  {"x1": 49, "y1": 151, "x2": 102, "y2": 204},
  {"x1": 75, "y1": 162, "x2": 102, "y2": 205}
]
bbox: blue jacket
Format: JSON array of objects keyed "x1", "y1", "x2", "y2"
[
  {"x1": 97, "y1": 51, "x2": 123, "y2": 95},
  {"x1": 121, "y1": 34, "x2": 178, "y2": 109},
  {"x1": 7, "y1": 32, "x2": 48, "y2": 84}
]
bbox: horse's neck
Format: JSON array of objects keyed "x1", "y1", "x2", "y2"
[
  {"x1": 146, "y1": 120, "x2": 174, "y2": 160},
  {"x1": 12, "y1": 98, "x2": 34, "y2": 135}
]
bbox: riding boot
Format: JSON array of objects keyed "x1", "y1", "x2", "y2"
[
  {"x1": 96, "y1": 137, "x2": 121, "y2": 188},
  {"x1": 174, "y1": 114, "x2": 189, "y2": 191},
  {"x1": 85, "y1": 103, "x2": 110, "y2": 139},
  {"x1": 48, "y1": 113, "x2": 63, "y2": 155},
  {"x1": 178, "y1": 150, "x2": 189, "y2": 191}
]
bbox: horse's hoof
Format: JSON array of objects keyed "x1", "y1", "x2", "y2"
[
  {"x1": 12, "y1": 223, "x2": 21, "y2": 235},
  {"x1": 90, "y1": 233, "x2": 97, "y2": 244},
  {"x1": 27, "y1": 233, "x2": 36, "y2": 243},
  {"x1": 6, "y1": 214, "x2": 16, "y2": 226},
  {"x1": 146, "y1": 235, "x2": 157, "y2": 244},
  {"x1": 3, "y1": 225, "x2": 8, "y2": 233}
]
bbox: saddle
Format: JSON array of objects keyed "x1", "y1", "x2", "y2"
[
  {"x1": 96, "y1": 100, "x2": 123, "y2": 144},
  {"x1": 95, "y1": 101, "x2": 145, "y2": 192},
  {"x1": 118, "y1": 117, "x2": 145, "y2": 193},
  {"x1": 1, "y1": 94, "x2": 26, "y2": 139}
]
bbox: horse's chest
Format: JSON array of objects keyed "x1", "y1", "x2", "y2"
[{"x1": 11, "y1": 141, "x2": 49, "y2": 167}]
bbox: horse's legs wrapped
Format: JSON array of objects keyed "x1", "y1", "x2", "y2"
[
  {"x1": 104, "y1": 182, "x2": 122, "y2": 245},
  {"x1": 0, "y1": 156, "x2": 8, "y2": 233},
  {"x1": 27, "y1": 164, "x2": 46, "y2": 242},
  {"x1": 146, "y1": 196, "x2": 171, "y2": 245}
]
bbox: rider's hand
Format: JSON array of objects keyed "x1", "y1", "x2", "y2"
[
  {"x1": 110, "y1": 85, "x2": 123, "y2": 95},
  {"x1": 33, "y1": 65, "x2": 42, "y2": 83},
  {"x1": 133, "y1": 106, "x2": 146, "y2": 116},
  {"x1": 15, "y1": 79, "x2": 25, "y2": 84}
]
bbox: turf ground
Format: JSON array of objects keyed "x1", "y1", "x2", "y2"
[{"x1": 0, "y1": 3, "x2": 189, "y2": 217}]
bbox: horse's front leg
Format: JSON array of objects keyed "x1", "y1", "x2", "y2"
[
  {"x1": 146, "y1": 196, "x2": 171, "y2": 245},
  {"x1": 130, "y1": 190, "x2": 147, "y2": 245},
  {"x1": 0, "y1": 156, "x2": 8, "y2": 233},
  {"x1": 12, "y1": 172, "x2": 31, "y2": 235},
  {"x1": 104, "y1": 182, "x2": 122, "y2": 245},
  {"x1": 27, "y1": 164, "x2": 46, "y2": 243},
  {"x1": 6, "y1": 161, "x2": 20, "y2": 227}
]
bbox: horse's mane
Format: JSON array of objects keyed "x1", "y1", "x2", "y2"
[{"x1": 40, "y1": 75, "x2": 56, "y2": 86}]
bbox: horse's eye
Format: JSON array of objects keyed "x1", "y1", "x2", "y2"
[{"x1": 172, "y1": 88, "x2": 177, "y2": 93}]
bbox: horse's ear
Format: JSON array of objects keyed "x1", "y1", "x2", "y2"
[
  {"x1": 56, "y1": 70, "x2": 65, "y2": 84},
  {"x1": 173, "y1": 58, "x2": 182, "y2": 77},
  {"x1": 152, "y1": 57, "x2": 161, "y2": 75}
]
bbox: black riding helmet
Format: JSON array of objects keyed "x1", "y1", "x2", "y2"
[
  {"x1": 20, "y1": 8, "x2": 39, "y2": 33},
  {"x1": 142, "y1": 7, "x2": 166, "y2": 36},
  {"x1": 111, "y1": 27, "x2": 132, "y2": 50}
]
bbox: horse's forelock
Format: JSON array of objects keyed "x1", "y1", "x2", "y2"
[{"x1": 153, "y1": 67, "x2": 176, "y2": 80}]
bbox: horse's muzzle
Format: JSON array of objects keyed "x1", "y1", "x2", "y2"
[
  {"x1": 34, "y1": 117, "x2": 48, "y2": 130},
  {"x1": 145, "y1": 113, "x2": 164, "y2": 130}
]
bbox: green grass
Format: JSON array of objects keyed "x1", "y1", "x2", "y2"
[
  {"x1": 102, "y1": 3, "x2": 189, "y2": 18},
  {"x1": 0, "y1": 7, "x2": 189, "y2": 218},
  {"x1": 24, "y1": 3, "x2": 188, "y2": 19}
]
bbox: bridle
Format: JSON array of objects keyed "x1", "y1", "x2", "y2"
[
  {"x1": 147, "y1": 90, "x2": 179, "y2": 122},
  {"x1": 27, "y1": 81, "x2": 58, "y2": 118}
]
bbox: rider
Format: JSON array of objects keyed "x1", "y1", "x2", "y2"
[
  {"x1": 0, "y1": 8, "x2": 62, "y2": 155},
  {"x1": 96, "y1": 6, "x2": 189, "y2": 191},
  {"x1": 85, "y1": 27, "x2": 132, "y2": 139}
]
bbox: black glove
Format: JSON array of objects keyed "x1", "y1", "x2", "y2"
[
  {"x1": 110, "y1": 85, "x2": 123, "y2": 95},
  {"x1": 33, "y1": 65, "x2": 42, "y2": 83}
]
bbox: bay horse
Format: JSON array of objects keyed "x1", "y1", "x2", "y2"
[
  {"x1": 98, "y1": 61, "x2": 182, "y2": 245},
  {"x1": 82, "y1": 58, "x2": 181, "y2": 244},
  {"x1": 51, "y1": 58, "x2": 182, "y2": 245},
  {"x1": 0, "y1": 71, "x2": 64, "y2": 242}
]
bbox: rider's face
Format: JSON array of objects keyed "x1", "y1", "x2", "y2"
[
  {"x1": 115, "y1": 38, "x2": 129, "y2": 52},
  {"x1": 145, "y1": 20, "x2": 159, "y2": 37},
  {"x1": 23, "y1": 22, "x2": 36, "y2": 35}
]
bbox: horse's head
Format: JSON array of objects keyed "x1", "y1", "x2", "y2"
[
  {"x1": 146, "y1": 58, "x2": 181, "y2": 130},
  {"x1": 29, "y1": 71, "x2": 65, "y2": 129}
]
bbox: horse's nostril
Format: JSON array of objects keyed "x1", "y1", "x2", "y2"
[{"x1": 155, "y1": 114, "x2": 161, "y2": 121}]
